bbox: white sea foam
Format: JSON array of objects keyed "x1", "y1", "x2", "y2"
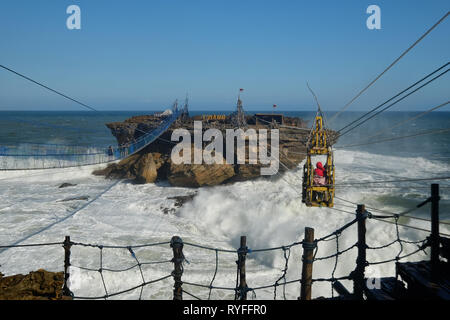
[{"x1": 0, "y1": 150, "x2": 449, "y2": 299}]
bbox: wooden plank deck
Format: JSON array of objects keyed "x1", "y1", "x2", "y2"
[
  {"x1": 397, "y1": 260, "x2": 450, "y2": 299},
  {"x1": 364, "y1": 277, "x2": 407, "y2": 300}
]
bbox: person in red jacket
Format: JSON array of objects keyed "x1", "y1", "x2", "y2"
[
  {"x1": 313, "y1": 162, "x2": 326, "y2": 186},
  {"x1": 312, "y1": 162, "x2": 326, "y2": 202}
]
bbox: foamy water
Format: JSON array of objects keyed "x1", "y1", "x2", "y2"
[{"x1": 0, "y1": 149, "x2": 449, "y2": 299}]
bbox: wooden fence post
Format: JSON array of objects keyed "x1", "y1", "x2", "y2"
[
  {"x1": 171, "y1": 236, "x2": 184, "y2": 300},
  {"x1": 430, "y1": 183, "x2": 440, "y2": 282},
  {"x1": 300, "y1": 227, "x2": 315, "y2": 300},
  {"x1": 62, "y1": 236, "x2": 73, "y2": 297},
  {"x1": 353, "y1": 204, "x2": 367, "y2": 300},
  {"x1": 236, "y1": 236, "x2": 248, "y2": 300}
]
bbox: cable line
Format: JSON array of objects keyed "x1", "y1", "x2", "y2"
[
  {"x1": 342, "y1": 100, "x2": 449, "y2": 146},
  {"x1": 334, "y1": 196, "x2": 450, "y2": 226},
  {"x1": 0, "y1": 64, "x2": 99, "y2": 112},
  {"x1": 328, "y1": 11, "x2": 449, "y2": 124},
  {"x1": 337, "y1": 62, "x2": 449, "y2": 134},
  {"x1": 333, "y1": 176, "x2": 450, "y2": 186},
  {"x1": 337, "y1": 127, "x2": 450, "y2": 149},
  {"x1": 338, "y1": 66, "x2": 449, "y2": 138},
  {"x1": 332, "y1": 203, "x2": 450, "y2": 236}
]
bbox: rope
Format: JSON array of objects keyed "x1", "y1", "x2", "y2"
[
  {"x1": 334, "y1": 195, "x2": 450, "y2": 226},
  {"x1": 0, "y1": 241, "x2": 64, "y2": 249},
  {"x1": 69, "y1": 240, "x2": 174, "y2": 300},
  {"x1": 342, "y1": 100, "x2": 449, "y2": 146},
  {"x1": 182, "y1": 289, "x2": 202, "y2": 300},
  {"x1": 71, "y1": 259, "x2": 172, "y2": 273},
  {"x1": 337, "y1": 63, "x2": 449, "y2": 135},
  {"x1": 208, "y1": 249, "x2": 219, "y2": 300},
  {"x1": 337, "y1": 127, "x2": 450, "y2": 149},
  {"x1": 370, "y1": 216, "x2": 450, "y2": 237},
  {"x1": 0, "y1": 64, "x2": 99, "y2": 112},
  {"x1": 71, "y1": 240, "x2": 171, "y2": 250},
  {"x1": 330, "y1": 235, "x2": 339, "y2": 298},
  {"x1": 367, "y1": 240, "x2": 428, "y2": 266},
  {"x1": 73, "y1": 274, "x2": 172, "y2": 300},
  {"x1": 1, "y1": 210, "x2": 441, "y2": 300},
  {"x1": 328, "y1": 12, "x2": 449, "y2": 124},
  {"x1": 98, "y1": 247, "x2": 109, "y2": 300},
  {"x1": 0, "y1": 180, "x2": 120, "y2": 255},
  {"x1": 313, "y1": 242, "x2": 358, "y2": 262},
  {"x1": 273, "y1": 246, "x2": 290, "y2": 300},
  {"x1": 331, "y1": 176, "x2": 450, "y2": 187},
  {"x1": 128, "y1": 246, "x2": 146, "y2": 300}
]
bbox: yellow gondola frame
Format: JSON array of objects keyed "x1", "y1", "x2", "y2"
[{"x1": 302, "y1": 115, "x2": 335, "y2": 207}]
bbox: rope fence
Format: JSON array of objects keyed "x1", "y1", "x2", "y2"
[{"x1": 0, "y1": 184, "x2": 447, "y2": 300}]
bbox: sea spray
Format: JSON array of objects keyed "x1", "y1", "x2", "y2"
[{"x1": 0, "y1": 149, "x2": 448, "y2": 299}]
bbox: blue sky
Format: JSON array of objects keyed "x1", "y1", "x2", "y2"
[{"x1": 0, "y1": 0, "x2": 448, "y2": 111}]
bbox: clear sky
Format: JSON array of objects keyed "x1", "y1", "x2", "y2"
[{"x1": 0, "y1": 0, "x2": 448, "y2": 111}]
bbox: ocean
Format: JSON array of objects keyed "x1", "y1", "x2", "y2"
[{"x1": 0, "y1": 110, "x2": 449, "y2": 299}]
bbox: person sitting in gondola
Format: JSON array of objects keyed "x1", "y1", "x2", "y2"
[
  {"x1": 313, "y1": 162, "x2": 326, "y2": 186},
  {"x1": 312, "y1": 162, "x2": 326, "y2": 202}
]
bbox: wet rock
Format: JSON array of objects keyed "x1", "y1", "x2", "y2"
[
  {"x1": 160, "y1": 193, "x2": 197, "y2": 214},
  {"x1": 0, "y1": 269, "x2": 70, "y2": 300},
  {"x1": 167, "y1": 193, "x2": 197, "y2": 208},
  {"x1": 135, "y1": 153, "x2": 163, "y2": 184},
  {"x1": 167, "y1": 147, "x2": 235, "y2": 187},
  {"x1": 161, "y1": 207, "x2": 175, "y2": 215},
  {"x1": 94, "y1": 113, "x2": 327, "y2": 187},
  {"x1": 93, "y1": 152, "x2": 165, "y2": 184},
  {"x1": 58, "y1": 183, "x2": 77, "y2": 189},
  {"x1": 57, "y1": 196, "x2": 89, "y2": 202}
]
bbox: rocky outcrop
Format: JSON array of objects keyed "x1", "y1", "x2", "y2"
[
  {"x1": 0, "y1": 269, "x2": 69, "y2": 300},
  {"x1": 168, "y1": 161, "x2": 235, "y2": 188},
  {"x1": 94, "y1": 113, "x2": 328, "y2": 187},
  {"x1": 134, "y1": 153, "x2": 163, "y2": 184},
  {"x1": 93, "y1": 152, "x2": 166, "y2": 184}
]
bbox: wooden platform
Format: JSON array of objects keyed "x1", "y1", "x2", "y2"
[
  {"x1": 364, "y1": 277, "x2": 407, "y2": 300},
  {"x1": 397, "y1": 260, "x2": 450, "y2": 299}
]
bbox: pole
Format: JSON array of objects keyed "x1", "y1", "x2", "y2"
[
  {"x1": 62, "y1": 236, "x2": 73, "y2": 297},
  {"x1": 430, "y1": 184, "x2": 440, "y2": 282},
  {"x1": 171, "y1": 236, "x2": 184, "y2": 300},
  {"x1": 236, "y1": 236, "x2": 248, "y2": 300},
  {"x1": 353, "y1": 204, "x2": 367, "y2": 300},
  {"x1": 300, "y1": 227, "x2": 315, "y2": 300}
]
